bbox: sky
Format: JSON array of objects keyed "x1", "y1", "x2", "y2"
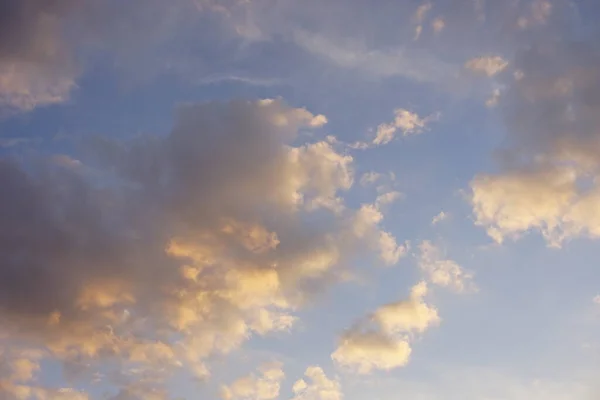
[{"x1": 0, "y1": 0, "x2": 600, "y2": 399}]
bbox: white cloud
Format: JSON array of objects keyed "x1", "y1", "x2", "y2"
[
  {"x1": 373, "y1": 109, "x2": 436, "y2": 145},
  {"x1": 220, "y1": 362, "x2": 284, "y2": 400},
  {"x1": 418, "y1": 241, "x2": 476, "y2": 293},
  {"x1": 331, "y1": 331, "x2": 412, "y2": 375},
  {"x1": 291, "y1": 366, "x2": 342, "y2": 400},
  {"x1": 332, "y1": 282, "x2": 438, "y2": 374},
  {"x1": 471, "y1": 163, "x2": 600, "y2": 246},
  {"x1": 351, "y1": 201, "x2": 408, "y2": 266},
  {"x1": 431, "y1": 211, "x2": 448, "y2": 225}
]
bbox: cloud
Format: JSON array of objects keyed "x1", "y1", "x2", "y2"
[
  {"x1": 470, "y1": 167, "x2": 577, "y2": 245},
  {"x1": 485, "y1": 88, "x2": 502, "y2": 107},
  {"x1": 412, "y1": 2, "x2": 432, "y2": 40},
  {"x1": 292, "y1": 30, "x2": 458, "y2": 84},
  {"x1": 518, "y1": 0, "x2": 553, "y2": 29},
  {"x1": 373, "y1": 109, "x2": 436, "y2": 146},
  {"x1": 465, "y1": 56, "x2": 509, "y2": 77},
  {"x1": 220, "y1": 362, "x2": 284, "y2": 400},
  {"x1": 331, "y1": 330, "x2": 412, "y2": 375},
  {"x1": 331, "y1": 282, "x2": 439, "y2": 374},
  {"x1": 350, "y1": 198, "x2": 408, "y2": 266},
  {"x1": 0, "y1": 98, "x2": 392, "y2": 394},
  {"x1": 471, "y1": 166, "x2": 600, "y2": 246},
  {"x1": 413, "y1": 2, "x2": 432, "y2": 25},
  {"x1": 431, "y1": 17, "x2": 445, "y2": 34},
  {"x1": 0, "y1": 0, "x2": 78, "y2": 112},
  {"x1": 0, "y1": 349, "x2": 89, "y2": 400},
  {"x1": 468, "y1": 18, "x2": 600, "y2": 246},
  {"x1": 431, "y1": 211, "x2": 448, "y2": 225},
  {"x1": 418, "y1": 241, "x2": 476, "y2": 293},
  {"x1": 291, "y1": 366, "x2": 342, "y2": 400}
]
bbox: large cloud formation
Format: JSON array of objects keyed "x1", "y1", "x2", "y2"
[
  {"x1": 0, "y1": 98, "x2": 407, "y2": 398},
  {"x1": 469, "y1": 1, "x2": 600, "y2": 246}
]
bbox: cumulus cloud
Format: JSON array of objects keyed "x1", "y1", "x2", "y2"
[
  {"x1": 220, "y1": 362, "x2": 284, "y2": 400},
  {"x1": 332, "y1": 282, "x2": 439, "y2": 374},
  {"x1": 373, "y1": 109, "x2": 436, "y2": 146},
  {"x1": 418, "y1": 241, "x2": 476, "y2": 293},
  {"x1": 0, "y1": 98, "x2": 390, "y2": 394},
  {"x1": 291, "y1": 366, "x2": 342, "y2": 400}
]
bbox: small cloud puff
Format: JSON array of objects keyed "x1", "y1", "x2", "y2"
[
  {"x1": 373, "y1": 109, "x2": 437, "y2": 146},
  {"x1": 418, "y1": 241, "x2": 476, "y2": 293},
  {"x1": 331, "y1": 282, "x2": 439, "y2": 374},
  {"x1": 431, "y1": 211, "x2": 448, "y2": 225}
]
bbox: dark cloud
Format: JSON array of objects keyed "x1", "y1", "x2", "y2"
[
  {"x1": 0, "y1": 98, "x2": 347, "y2": 338},
  {"x1": 0, "y1": 0, "x2": 75, "y2": 62}
]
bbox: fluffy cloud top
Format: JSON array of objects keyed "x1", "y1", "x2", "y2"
[
  {"x1": 331, "y1": 282, "x2": 439, "y2": 374},
  {"x1": 292, "y1": 366, "x2": 342, "y2": 400},
  {"x1": 221, "y1": 362, "x2": 285, "y2": 400}
]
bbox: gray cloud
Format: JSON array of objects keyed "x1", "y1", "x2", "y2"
[{"x1": 0, "y1": 99, "x2": 369, "y2": 396}]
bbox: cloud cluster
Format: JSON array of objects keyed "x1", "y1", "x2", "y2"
[
  {"x1": 0, "y1": 98, "x2": 398, "y2": 395},
  {"x1": 469, "y1": 25, "x2": 600, "y2": 246},
  {"x1": 291, "y1": 366, "x2": 342, "y2": 400},
  {"x1": 331, "y1": 282, "x2": 439, "y2": 374}
]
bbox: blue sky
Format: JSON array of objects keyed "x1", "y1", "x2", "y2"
[{"x1": 1, "y1": 0, "x2": 600, "y2": 399}]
